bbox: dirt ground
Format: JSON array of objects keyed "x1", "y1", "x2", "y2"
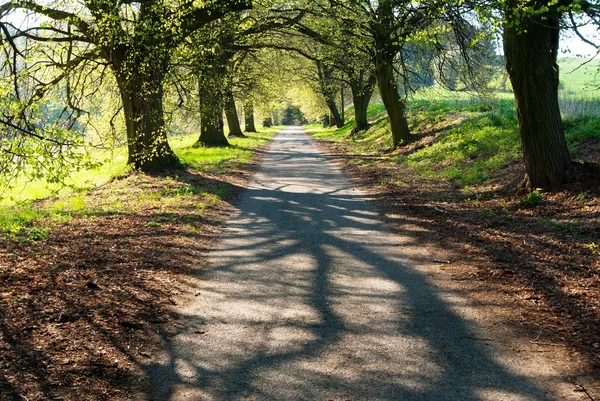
[{"x1": 0, "y1": 154, "x2": 262, "y2": 400}]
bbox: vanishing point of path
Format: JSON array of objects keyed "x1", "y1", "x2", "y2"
[{"x1": 148, "y1": 127, "x2": 584, "y2": 401}]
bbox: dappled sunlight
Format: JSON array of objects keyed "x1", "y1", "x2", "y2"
[{"x1": 145, "y1": 128, "x2": 559, "y2": 401}]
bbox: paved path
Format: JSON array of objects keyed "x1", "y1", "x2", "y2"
[{"x1": 148, "y1": 127, "x2": 576, "y2": 401}]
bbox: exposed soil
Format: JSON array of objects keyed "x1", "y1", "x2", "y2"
[
  {"x1": 0, "y1": 151, "x2": 265, "y2": 400},
  {"x1": 314, "y1": 135, "x2": 600, "y2": 396}
]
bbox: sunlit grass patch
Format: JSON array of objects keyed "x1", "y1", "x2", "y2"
[
  {"x1": 176, "y1": 130, "x2": 277, "y2": 172},
  {"x1": 311, "y1": 93, "x2": 599, "y2": 191},
  {"x1": 2, "y1": 128, "x2": 278, "y2": 207},
  {"x1": 1, "y1": 147, "x2": 129, "y2": 205},
  {"x1": 404, "y1": 126, "x2": 521, "y2": 186},
  {"x1": 0, "y1": 129, "x2": 276, "y2": 240},
  {"x1": 557, "y1": 58, "x2": 600, "y2": 96},
  {"x1": 0, "y1": 194, "x2": 96, "y2": 241}
]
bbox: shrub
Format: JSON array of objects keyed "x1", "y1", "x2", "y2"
[{"x1": 519, "y1": 190, "x2": 543, "y2": 207}]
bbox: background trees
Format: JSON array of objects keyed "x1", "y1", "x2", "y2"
[{"x1": 295, "y1": 0, "x2": 493, "y2": 145}]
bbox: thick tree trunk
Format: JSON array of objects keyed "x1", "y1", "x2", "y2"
[
  {"x1": 115, "y1": 70, "x2": 179, "y2": 172},
  {"x1": 244, "y1": 100, "x2": 257, "y2": 133},
  {"x1": 375, "y1": 61, "x2": 410, "y2": 146},
  {"x1": 326, "y1": 97, "x2": 342, "y2": 128},
  {"x1": 329, "y1": 110, "x2": 339, "y2": 127},
  {"x1": 350, "y1": 72, "x2": 376, "y2": 133},
  {"x1": 351, "y1": 89, "x2": 371, "y2": 133},
  {"x1": 504, "y1": 11, "x2": 571, "y2": 190},
  {"x1": 224, "y1": 87, "x2": 244, "y2": 137},
  {"x1": 197, "y1": 74, "x2": 228, "y2": 147}
]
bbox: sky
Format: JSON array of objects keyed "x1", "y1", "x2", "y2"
[{"x1": 560, "y1": 24, "x2": 599, "y2": 58}]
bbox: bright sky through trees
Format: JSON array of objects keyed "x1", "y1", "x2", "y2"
[{"x1": 561, "y1": 24, "x2": 599, "y2": 56}]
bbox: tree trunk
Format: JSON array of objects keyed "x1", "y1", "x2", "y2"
[
  {"x1": 325, "y1": 97, "x2": 342, "y2": 128},
  {"x1": 350, "y1": 72, "x2": 376, "y2": 133},
  {"x1": 504, "y1": 10, "x2": 571, "y2": 190},
  {"x1": 197, "y1": 74, "x2": 228, "y2": 147},
  {"x1": 316, "y1": 60, "x2": 344, "y2": 129},
  {"x1": 115, "y1": 69, "x2": 179, "y2": 172},
  {"x1": 244, "y1": 100, "x2": 257, "y2": 133},
  {"x1": 340, "y1": 86, "x2": 345, "y2": 124},
  {"x1": 375, "y1": 60, "x2": 410, "y2": 146},
  {"x1": 351, "y1": 87, "x2": 372, "y2": 133},
  {"x1": 224, "y1": 87, "x2": 244, "y2": 137}
]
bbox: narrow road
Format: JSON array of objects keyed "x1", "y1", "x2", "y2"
[{"x1": 148, "y1": 127, "x2": 578, "y2": 401}]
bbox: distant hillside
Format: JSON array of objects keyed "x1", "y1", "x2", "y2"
[{"x1": 558, "y1": 57, "x2": 600, "y2": 96}]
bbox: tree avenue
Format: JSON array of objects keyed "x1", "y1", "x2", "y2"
[
  {"x1": 315, "y1": 0, "x2": 491, "y2": 146},
  {"x1": 0, "y1": 0, "x2": 598, "y2": 191}
]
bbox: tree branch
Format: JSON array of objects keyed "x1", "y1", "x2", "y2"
[
  {"x1": 179, "y1": 0, "x2": 252, "y2": 37},
  {"x1": 6, "y1": 1, "x2": 93, "y2": 37}
]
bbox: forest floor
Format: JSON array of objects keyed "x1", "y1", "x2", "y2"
[
  {"x1": 312, "y1": 131, "x2": 600, "y2": 396},
  {"x1": 0, "y1": 136, "x2": 270, "y2": 401}
]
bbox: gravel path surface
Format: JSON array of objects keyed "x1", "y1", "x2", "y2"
[{"x1": 148, "y1": 127, "x2": 580, "y2": 401}]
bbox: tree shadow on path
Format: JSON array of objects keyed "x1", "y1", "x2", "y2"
[{"x1": 144, "y1": 129, "x2": 561, "y2": 401}]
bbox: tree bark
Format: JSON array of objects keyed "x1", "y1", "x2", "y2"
[
  {"x1": 197, "y1": 73, "x2": 229, "y2": 147},
  {"x1": 375, "y1": 60, "x2": 410, "y2": 146},
  {"x1": 113, "y1": 63, "x2": 179, "y2": 172},
  {"x1": 316, "y1": 60, "x2": 344, "y2": 129},
  {"x1": 329, "y1": 111, "x2": 338, "y2": 128},
  {"x1": 349, "y1": 71, "x2": 376, "y2": 133},
  {"x1": 340, "y1": 86, "x2": 345, "y2": 124},
  {"x1": 244, "y1": 100, "x2": 257, "y2": 133},
  {"x1": 224, "y1": 86, "x2": 244, "y2": 137},
  {"x1": 326, "y1": 100, "x2": 342, "y2": 128},
  {"x1": 504, "y1": 9, "x2": 571, "y2": 190}
]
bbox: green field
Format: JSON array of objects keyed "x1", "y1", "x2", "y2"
[{"x1": 558, "y1": 57, "x2": 600, "y2": 96}]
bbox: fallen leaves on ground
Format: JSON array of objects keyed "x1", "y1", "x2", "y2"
[{"x1": 0, "y1": 162, "x2": 258, "y2": 401}]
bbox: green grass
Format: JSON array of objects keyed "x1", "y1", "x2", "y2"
[
  {"x1": 1, "y1": 147, "x2": 129, "y2": 205},
  {"x1": 303, "y1": 123, "x2": 324, "y2": 131},
  {"x1": 2, "y1": 127, "x2": 281, "y2": 205},
  {"x1": 395, "y1": 97, "x2": 522, "y2": 188},
  {"x1": 309, "y1": 87, "x2": 599, "y2": 192},
  {"x1": 0, "y1": 128, "x2": 278, "y2": 240},
  {"x1": 564, "y1": 116, "x2": 600, "y2": 150},
  {"x1": 558, "y1": 58, "x2": 600, "y2": 96},
  {"x1": 174, "y1": 129, "x2": 278, "y2": 172},
  {"x1": 310, "y1": 104, "x2": 390, "y2": 146},
  {"x1": 0, "y1": 193, "x2": 94, "y2": 242}
]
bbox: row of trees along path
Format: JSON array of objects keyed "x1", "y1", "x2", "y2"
[{"x1": 0, "y1": 0, "x2": 598, "y2": 189}]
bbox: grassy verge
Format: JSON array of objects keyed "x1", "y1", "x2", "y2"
[
  {"x1": 310, "y1": 96, "x2": 600, "y2": 193},
  {"x1": 0, "y1": 128, "x2": 279, "y2": 241}
]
